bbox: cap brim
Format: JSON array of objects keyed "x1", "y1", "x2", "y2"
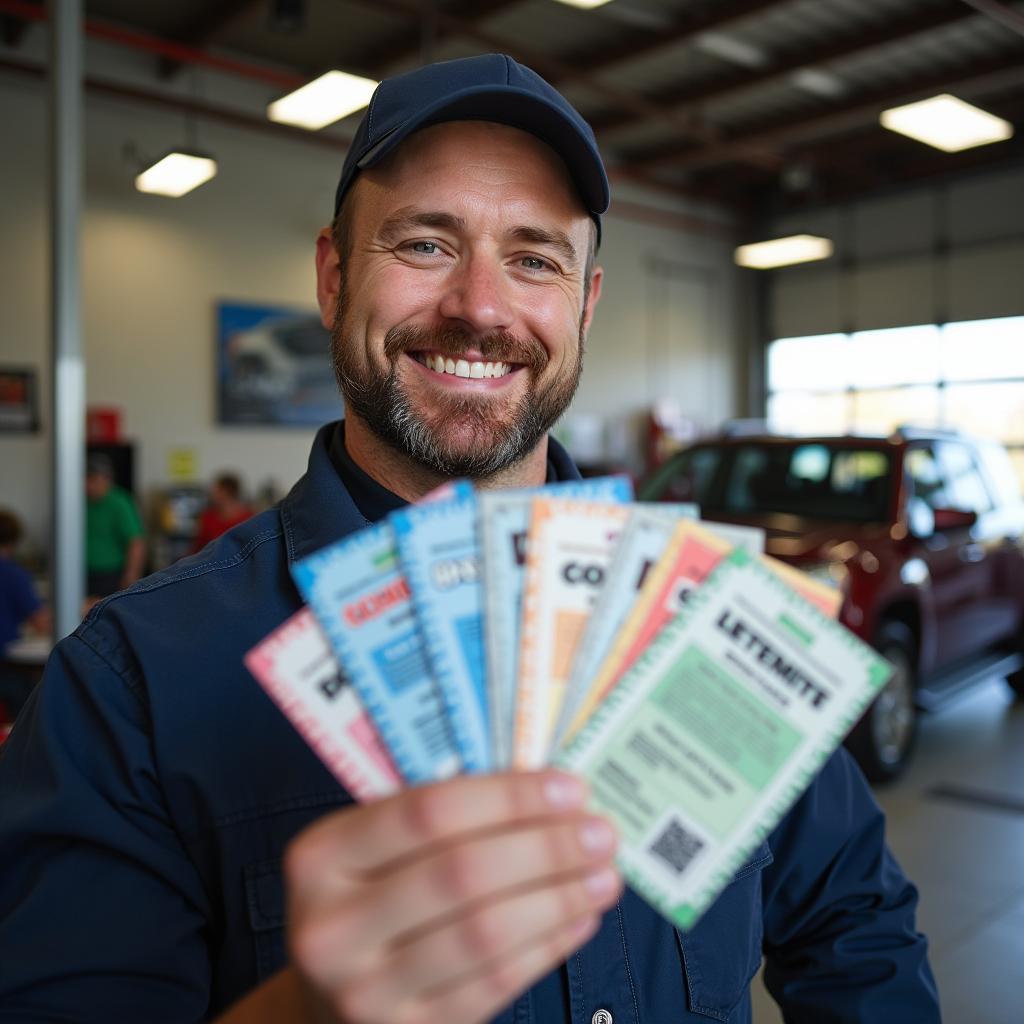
[{"x1": 356, "y1": 84, "x2": 610, "y2": 217}]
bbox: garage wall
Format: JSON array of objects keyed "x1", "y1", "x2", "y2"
[
  {"x1": 0, "y1": 35, "x2": 745, "y2": 551},
  {"x1": 766, "y1": 166, "x2": 1024, "y2": 340}
]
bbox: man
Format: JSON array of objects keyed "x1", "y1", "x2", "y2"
[
  {"x1": 0, "y1": 56, "x2": 939, "y2": 1023},
  {"x1": 192, "y1": 472, "x2": 254, "y2": 553},
  {"x1": 85, "y1": 451, "x2": 145, "y2": 598}
]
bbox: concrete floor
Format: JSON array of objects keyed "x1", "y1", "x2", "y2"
[{"x1": 753, "y1": 677, "x2": 1024, "y2": 1023}]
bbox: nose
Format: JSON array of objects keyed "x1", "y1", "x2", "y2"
[{"x1": 437, "y1": 251, "x2": 515, "y2": 335}]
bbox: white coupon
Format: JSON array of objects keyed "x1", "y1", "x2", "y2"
[
  {"x1": 513, "y1": 497, "x2": 630, "y2": 769},
  {"x1": 245, "y1": 609, "x2": 402, "y2": 802},
  {"x1": 557, "y1": 547, "x2": 892, "y2": 933}
]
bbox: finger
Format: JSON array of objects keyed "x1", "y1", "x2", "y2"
[
  {"x1": 403, "y1": 912, "x2": 604, "y2": 1024},
  {"x1": 330, "y1": 813, "x2": 616, "y2": 957},
  {"x1": 286, "y1": 770, "x2": 587, "y2": 895},
  {"x1": 291, "y1": 814, "x2": 617, "y2": 982},
  {"x1": 350, "y1": 866, "x2": 622, "y2": 1014}
]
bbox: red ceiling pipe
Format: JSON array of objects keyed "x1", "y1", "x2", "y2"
[{"x1": 0, "y1": 0, "x2": 306, "y2": 89}]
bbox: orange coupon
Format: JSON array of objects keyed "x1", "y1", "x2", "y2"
[{"x1": 512, "y1": 497, "x2": 630, "y2": 768}]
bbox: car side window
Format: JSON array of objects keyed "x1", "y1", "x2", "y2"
[
  {"x1": 904, "y1": 447, "x2": 950, "y2": 536},
  {"x1": 937, "y1": 442, "x2": 994, "y2": 515},
  {"x1": 662, "y1": 447, "x2": 720, "y2": 505}
]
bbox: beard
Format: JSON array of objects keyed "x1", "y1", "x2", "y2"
[{"x1": 331, "y1": 302, "x2": 584, "y2": 479}]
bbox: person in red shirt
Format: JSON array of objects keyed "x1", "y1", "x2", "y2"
[{"x1": 192, "y1": 473, "x2": 253, "y2": 553}]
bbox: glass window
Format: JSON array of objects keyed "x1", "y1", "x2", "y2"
[
  {"x1": 940, "y1": 317, "x2": 1024, "y2": 382},
  {"x1": 848, "y1": 325, "x2": 942, "y2": 389},
  {"x1": 851, "y1": 385, "x2": 941, "y2": 436},
  {"x1": 655, "y1": 446, "x2": 721, "y2": 505},
  {"x1": 767, "y1": 391, "x2": 851, "y2": 435},
  {"x1": 767, "y1": 334, "x2": 850, "y2": 392},
  {"x1": 721, "y1": 443, "x2": 891, "y2": 521},
  {"x1": 944, "y1": 382, "x2": 1024, "y2": 445},
  {"x1": 937, "y1": 442, "x2": 993, "y2": 514}
]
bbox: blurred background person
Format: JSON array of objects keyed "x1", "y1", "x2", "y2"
[
  {"x1": 192, "y1": 472, "x2": 253, "y2": 553},
  {"x1": 0, "y1": 508, "x2": 49, "y2": 652},
  {"x1": 85, "y1": 452, "x2": 145, "y2": 600}
]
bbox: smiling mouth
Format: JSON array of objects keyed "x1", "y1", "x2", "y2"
[{"x1": 410, "y1": 352, "x2": 515, "y2": 380}]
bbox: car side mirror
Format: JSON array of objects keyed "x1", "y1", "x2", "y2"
[{"x1": 931, "y1": 507, "x2": 978, "y2": 532}]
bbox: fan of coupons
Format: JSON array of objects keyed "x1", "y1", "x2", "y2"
[{"x1": 245, "y1": 476, "x2": 894, "y2": 931}]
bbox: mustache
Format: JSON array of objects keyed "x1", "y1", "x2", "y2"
[{"x1": 383, "y1": 324, "x2": 547, "y2": 374}]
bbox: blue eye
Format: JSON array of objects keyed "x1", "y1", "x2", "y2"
[
  {"x1": 521, "y1": 256, "x2": 548, "y2": 271},
  {"x1": 411, "y1": 241, "x2": 438, "y2": 254}
]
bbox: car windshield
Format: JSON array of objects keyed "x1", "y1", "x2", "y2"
[{"x1": 648, "y1": 442, "x2": 893, "y2": 522}]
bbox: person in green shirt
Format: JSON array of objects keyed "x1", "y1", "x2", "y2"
[{"x1": 85, "y1": 453, "x2": 145, "y2": 600}]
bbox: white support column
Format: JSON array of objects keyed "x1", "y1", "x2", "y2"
[{"x1": 49, "y1": 0, "x2": 86, "y2": 638}]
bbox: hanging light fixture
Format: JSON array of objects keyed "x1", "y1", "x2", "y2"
[{"x1": 134, "y1": 150, "x2": 217, "y2": 197}]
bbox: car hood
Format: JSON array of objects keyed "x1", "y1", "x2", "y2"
[{"x1": 702, "y1": 511, "x2": 890, "y2": 562}]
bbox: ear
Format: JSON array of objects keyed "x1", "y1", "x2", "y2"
[
  {"x1": 315, "y1": 227, "x2": 341, "y2": 331},
  {"x1": 581, "y1": 264, "x2": 603, "y2": 335}
]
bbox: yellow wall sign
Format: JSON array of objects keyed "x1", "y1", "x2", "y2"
[{"x1": 167, "y1": 448, "x2": 198, "y2": 482}]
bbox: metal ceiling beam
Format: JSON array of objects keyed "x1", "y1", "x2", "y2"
[
  {"x1": 354, "y1": 0, "x2": 524, "y2": 72},
  {"x1": 591, "y1": 0, "x2": 977, "y2": 137},
  {"x1": 958, "y1": 0, "x2": 1024, "y2": 39},
  {"x1": 563, "y1": 0, "x2": 789, "y2": 76},
  {"x1": 628, "y1": 50, "x2": 1024, "y2": 175},
  {"x1": 348, "y1": 0, "x2": 785, "y2": 166},
  {"x1": 159, "y1": 0, "x2": 263, "y2": 79}
]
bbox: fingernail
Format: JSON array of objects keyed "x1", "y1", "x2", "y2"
[
  {"x1": 544, "y1": 773, "x2": 586, "y2": 809},
  {"x1": 585, "y1": 867, "x2": 619, "y2": 899},
  {"x1": 579, "y1": 817, "x2": 616, "y2": 853}
]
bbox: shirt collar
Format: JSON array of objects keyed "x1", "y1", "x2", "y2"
[{"x1": 280, "y1": 419, "x2": 581, "y2": 565}]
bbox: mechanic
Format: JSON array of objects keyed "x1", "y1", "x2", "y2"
[{"x1": 0, "y1": 55, "x2": 940, "y2": 1024}]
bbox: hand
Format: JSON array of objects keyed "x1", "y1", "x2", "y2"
[{"x1": 285, "y1": 770, "x2": 621, "y2": 1024}]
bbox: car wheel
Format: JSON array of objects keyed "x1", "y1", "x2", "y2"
[{"x1": 846, "y1": 622, "x2": 918, "y2": 784}]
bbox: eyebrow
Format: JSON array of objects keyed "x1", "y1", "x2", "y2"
[{"x1": 376, "y1": 207, "x2": 580, "y2": 268}]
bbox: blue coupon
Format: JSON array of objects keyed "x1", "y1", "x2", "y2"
[
  {"x1": 390, "y1": 482, "x2": 491, "y2": 773},
  {"x1": 292, "y1": 522, "x2": 462, "y2": 784},
  {"x1": 478, "y1": 475, "x2": 634, "y2": 768}
]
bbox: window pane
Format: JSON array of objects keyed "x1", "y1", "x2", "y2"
[
  {"x1": 767, "y1": 334, "x2": 849, "y2": 391},
  {"x1": 1007, "y1": 448, "x2": 1024, "y2": 496},
  {"x1": 767, "y1": 391, "x2": 850, "y2": 435},
  {"x1": 944, "y1": 382, "x2": 1024, "y2": 444},
  {"x1": 848, "y1": 325, "x2": 941, "y2": 388},
  {"x1": 852, "y1": 386, "x2": 941, "y2": 436},
  {"x1": 936, "y1": 442, "x2": 993, "y2": 513},
  {"x1": 941, "y1": 317, "x2": 1024, "y2": 381}
]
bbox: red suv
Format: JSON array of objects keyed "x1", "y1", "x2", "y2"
[{"x1": 639, "y1": 429, "x2": 1024, "y2": 782}]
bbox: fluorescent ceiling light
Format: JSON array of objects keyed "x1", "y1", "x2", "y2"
[
  {"x1": 552, "y1": 0, "x2": 616, "y2": 8},
  {"x1": 880, "y1": 93, "x2": 1013, "y2": 152},
  {"x1": 268, "y1": 70, "x2": 378, "y2": 130},
  {"x1": 735, "y1": 234, "x2": 834, "y2": 269},
  {"x1": 696, "y1": 31, "x2": 767, "y2": 69},
  {"x1": 135, "y1": 151, "x2": 217, "y2": 197},
  {"x1": 791, "y1": 68, "x2": 846, "y2": 99}
]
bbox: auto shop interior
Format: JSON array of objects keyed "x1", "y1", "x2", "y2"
[{"x1": 1, "y1": 1, "x2": 1023, "y2": 1021}]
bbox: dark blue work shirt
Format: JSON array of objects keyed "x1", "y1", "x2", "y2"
[{"x1": 0, "y1": 422, "x2": 940, "y2": 1022}]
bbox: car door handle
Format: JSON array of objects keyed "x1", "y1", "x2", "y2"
[{"x1": 959, "y1": 543, "x2": 985, "y2": 563}]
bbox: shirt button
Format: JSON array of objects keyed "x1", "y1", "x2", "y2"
[{"x1": 592, "y1": 1011, "x2": 613, "y2": 1024}]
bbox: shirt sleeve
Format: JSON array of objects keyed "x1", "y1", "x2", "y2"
[
  {"x1": 761, "y1": 749, "x2": 941, "y2": 1023},
  {"x1": 115, "y1": 489, "x2": 145, "y2": 542},
  {"x1": 0, "y1": 634, "x2": 213, "y2": 1023}
]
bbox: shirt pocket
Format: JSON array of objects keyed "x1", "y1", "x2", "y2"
[
  {"x1": 675, "y1": 841, "x2": 774, "y2": 1021},
  {"x1": 244, "y1": 858, "x2": 287, "y2": 982}
]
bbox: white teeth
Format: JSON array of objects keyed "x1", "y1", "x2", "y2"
[{"x1": 420, "y1": 354, "x2": 513, "y2": 379}]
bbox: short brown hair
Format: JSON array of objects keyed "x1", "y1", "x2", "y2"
[{"x1": 0, "y1": 509, "x2": 23, "y2": 548}]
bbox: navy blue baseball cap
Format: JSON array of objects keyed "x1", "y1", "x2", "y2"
[{"x1": 333, "y1": 53, "x2": 610, "y2": 241}]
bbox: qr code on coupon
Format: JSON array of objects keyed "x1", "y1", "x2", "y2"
[{"x1": 648, "y1": 817, "x2": 705, "y2": 876}]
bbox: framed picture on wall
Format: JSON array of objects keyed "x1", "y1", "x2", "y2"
[
  {"x1": 0, "y1": 367, "x2": 39, "y2": 433},
  {"x1": 216, "y1": 301, "x2": 343, "y2": 427}
]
